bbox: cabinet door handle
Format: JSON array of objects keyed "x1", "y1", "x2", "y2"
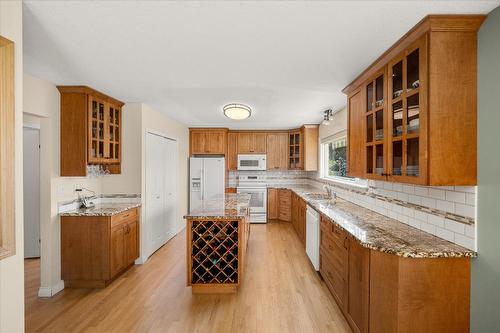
[{"x1": 343, "y1": 237, "x2": 348, "y2": 250}]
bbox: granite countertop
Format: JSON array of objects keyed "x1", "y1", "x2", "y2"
[
  {"x1": 60, "y1": 203, "x2": 141, "y2": 217},
  {"x1": 184, "y1": 193, "x2": 251, "y2": 220},
  {"x1": 271, "y1": 184, "x2": 475, "y2": 258}
]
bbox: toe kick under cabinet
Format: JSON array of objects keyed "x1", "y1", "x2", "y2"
[{"x1": 61, "y1": 208, "x2": 140, "y2": 288}]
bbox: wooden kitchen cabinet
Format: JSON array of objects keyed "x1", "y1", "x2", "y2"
[
  {"x1": 58, "y1": 86, "x2": 124, "y2": 176},
  {"x1": 319, "y1": 212, "x2": 471, "y2": 333},
  {"x1": 266, "y1": 132, "x2": 289, "y2": 170},
  {"x1": 237, "y1": 131, "x2": 267, "y2": 154},
  {"x1": 61, "y1": 208, "x2": 139, "y2": 288},
  {"x1": 291, "y1": 192, "x2": 306, "y2": 246},
  {"x1": 189, "y1": 128, "x2": 227, "y2": 155},
  {"x1": 288, "y1": 126, "x2": 319, "y2": 171},
  {"x1": 267, "y1": 188, "x2": 279, "y2": 220},
  {"x1": 227, "y1": 131, "x2": 238, "y2": 170},
  {"x1": 278, "y1": 189, "x2": 291, "y2": 222},
  {"x1": 347, "y1": 238, "x2": 370, "y2": 333},
  {"x1": 343, "y1": 15, "x2": 484, "y2": 185}
]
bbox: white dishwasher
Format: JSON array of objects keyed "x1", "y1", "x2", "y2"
[{"x1": 306, "y1": 205, "x2": 320, "y2": 271}]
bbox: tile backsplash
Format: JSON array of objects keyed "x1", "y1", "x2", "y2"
[
  {"x1": 230, "y1": 170, "x2": 476, "y2": 250},
  {"x1": 309, "y1": 175, "x2": 476, "y2": 250}
]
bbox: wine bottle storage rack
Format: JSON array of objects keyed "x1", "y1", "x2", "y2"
[{"x1": 191, "y1": 220, "x2": 239, "y2": 284}]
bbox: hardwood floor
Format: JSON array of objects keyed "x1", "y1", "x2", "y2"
[{"x1": 25, "y1": 222, "x2": 351, "y2": 333}]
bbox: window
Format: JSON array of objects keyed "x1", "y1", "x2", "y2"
[
  {"x1": 323, "y1": 137, "x2": 348, "y2": 178},
  {"x1": 321, "y1": 135, "x2": 367, "y2": 187}
]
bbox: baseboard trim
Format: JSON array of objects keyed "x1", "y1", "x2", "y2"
[{"x1": 38, "y1": 280, "x2": 65, "y2": 298}]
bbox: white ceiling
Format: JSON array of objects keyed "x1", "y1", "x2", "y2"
[{"x1": 23, "y1": 1, "x2": 499, "y2": 129}]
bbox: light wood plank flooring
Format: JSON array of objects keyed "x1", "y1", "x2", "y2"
[{"x1": 25, "y1": 222, "x2": 351, "y2": 333}]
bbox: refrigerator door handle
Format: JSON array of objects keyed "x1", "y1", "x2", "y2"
[{"x1": 201, "y1": 162, "x2": 204, "y2": 200}]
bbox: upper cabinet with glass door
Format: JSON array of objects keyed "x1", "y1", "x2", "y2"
[
  {"x1": 344, "y1": 15, "x2": 485, "y2": 186},
  {"x1": 58, "y1": 86, "x2": 124, "y2": 177},
  {"x1": 364, "y1": 70, "x2": 387, "y2": 179},
  {"x1": 387, "y1": 36, "x2": 427, "y2": 184}
]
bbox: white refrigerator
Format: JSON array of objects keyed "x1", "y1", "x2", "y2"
[{"x1": 189, "y1": 157, "x2": 225, "y2": 210}]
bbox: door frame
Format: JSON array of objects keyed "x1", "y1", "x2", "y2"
[{"x1": 142, "y1": 129, "x2": 179, "y2": 263}]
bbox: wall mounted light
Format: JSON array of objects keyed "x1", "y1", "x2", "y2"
[{"x1": 321, "y1": 109, "x2": 334, "y2": 126}]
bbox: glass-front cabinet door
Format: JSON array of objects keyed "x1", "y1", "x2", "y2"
[
  {"x1": 88, "y1": 96, "x2": 106, "y2": 163},
  {"x1": 388, "y1": 36, "x2": 427, "y2": 184},
  {"x1": 364, "y1": 70, "x2": 387, "y2": 178}
]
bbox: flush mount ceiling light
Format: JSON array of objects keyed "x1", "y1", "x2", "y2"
[
  {"x1": 223, "y1": 103, "x2": 252, "y2": 120},
  {"x1": 322, "y1": 109, "x2": 334, "y2": 126}
]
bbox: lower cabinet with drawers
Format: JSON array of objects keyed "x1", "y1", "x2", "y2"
[
  {"x1": 61, "y1": 207, "x2": 140, "y2": 288},
  {"x1": 319, "y1": 214, "x2": 471, "y2": 333}
]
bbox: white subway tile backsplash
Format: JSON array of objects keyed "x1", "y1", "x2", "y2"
[
  {"x1": 408, "y1": 194, "x2": 422, "y2": 205},
  {"x1": 392, "y1": 183, "x2": 403, "y2": 192},
  {"x1": 435, "y1": 199, "x2": 455, "y2": 213},
  {"x1": 403, "y1": 185, "x2": 414, "y2": 194},
  {"x1": 402, "y1": 207, "x2": 415, "y2": 218},
  {"x1": 414, "y1": 186, "x2": 429, "y2": 197},
  {"x1": 414, "y1": 210, "x2": 429, "y2": 222},
  {"x1": 428, "y1": 215, "x2": 445, "y2": 228},
  {"x1": 421, "y1": 197, "x2": 436, "y2": 208},
  {"x1": 466, "y1": 193, "x2": 475, "y2": 205},
  {"x1": 421, "y1": 222, "x2": 437, "y2": 234},
  {"x1": 465, "y1": 225, "x2": 475, "y2": 238},
  {"x1": 397, "y1": 192, "x2": 409, "y2": 202},
  {"x1": 408, "y1": 218, "x2": 421, "y2": 229},
  {"x1": 454, "y1": 234, "x2": 475, "y2": 250},
  {"x1": 308, "y1": 174, "x2": 476, "y2": 250},
  {"x1": 455, "y1": 203, "x2": 475, "y2": 218},
  {"x1": 436, "y1": 227, "x2": 455, "y2": 243},
  {"x1": 429, "y1": 188, "x2": 446, "y2": 200},
  {"x1": 454, "y1": 186, "x2": 476, "y2": 193},
  {"x1": 445, "y1": 190, "x2": 466, "y2": 204},
  {"x1": 445, "y1": 219, "x2": 466, "y2": 234}
]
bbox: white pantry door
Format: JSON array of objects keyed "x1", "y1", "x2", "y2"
[{"x1": 145, "y1": 132, "x2": 178, "y2": 259}]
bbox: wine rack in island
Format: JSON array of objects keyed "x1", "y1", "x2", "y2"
[{"x1": 186, "y1": 216, "x2": 250, "y2": 293}]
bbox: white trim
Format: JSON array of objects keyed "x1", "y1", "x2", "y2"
[
  {"x1": 320, "y1": 176, "x2": 368, "y2": 189},
  {"x1": 23, "y1": 121, "x2": 41, "y2": 130},
  {"x1": 38, "y1": 280, "x2": 65, "y2": 298}
]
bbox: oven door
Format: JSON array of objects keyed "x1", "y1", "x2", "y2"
[{"x1": 237, "y1": 187, "x2": 267, "y2": 214}]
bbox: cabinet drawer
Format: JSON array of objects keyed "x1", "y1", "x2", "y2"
[
  {"x1": 320, "y1": 254, "x2": 347, "y2": 307},
  {"x1": 111, "y1": 208, "x2": 138, "y2": 228},
  {"x1": 321, "y1": 243, "x2": 348, "y2": 281}
]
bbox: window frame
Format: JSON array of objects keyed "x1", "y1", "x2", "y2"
[{"x1": 320, "y1": 135, "x2": 368, "y2": 188}]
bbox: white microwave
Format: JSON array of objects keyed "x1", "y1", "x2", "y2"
[{"x1": 237, "y1": 154, "x2": 267, "y2": 171}]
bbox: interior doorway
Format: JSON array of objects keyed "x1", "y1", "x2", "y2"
[
  {"x1": 144, "y1": 131, "x2": 178, "y2": 261},
  {"x1": 23, "y1": 123, "x2": 41, "y2": 258}
]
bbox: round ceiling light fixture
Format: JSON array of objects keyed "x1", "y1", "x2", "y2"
[{"x1": 223, "y1": 103, "x2": 252, "y2": 120}]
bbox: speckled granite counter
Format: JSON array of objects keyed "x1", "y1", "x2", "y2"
[
  {"x1": 184, "y1": 193, "x2": 251, "y2": 220},
  {"x1": 268, "y1": 183, "x2": 475, "y2": 258},
  {"x1": 59, "y1": 203, "x2": 141, "y2": 217}
]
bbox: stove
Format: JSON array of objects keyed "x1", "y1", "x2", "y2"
[{"x1": 237, "y1": 174, "x2": 267, "y2": 223}]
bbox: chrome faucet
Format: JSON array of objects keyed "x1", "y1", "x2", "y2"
[{"x1": 323, "y1": 185, "x2": 337, "y2": 201}]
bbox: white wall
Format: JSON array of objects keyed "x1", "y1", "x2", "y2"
[
  {"x1": 23, "y1": 73, "x2": 103, "y2": 296},
  {"x1": 0, "y1": 1, "x2": 24, "y2": 332}
]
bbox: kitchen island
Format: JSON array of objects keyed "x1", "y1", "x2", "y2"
[{"x1": 184, "y1": 193, "x2": 251, "y2": 294}]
